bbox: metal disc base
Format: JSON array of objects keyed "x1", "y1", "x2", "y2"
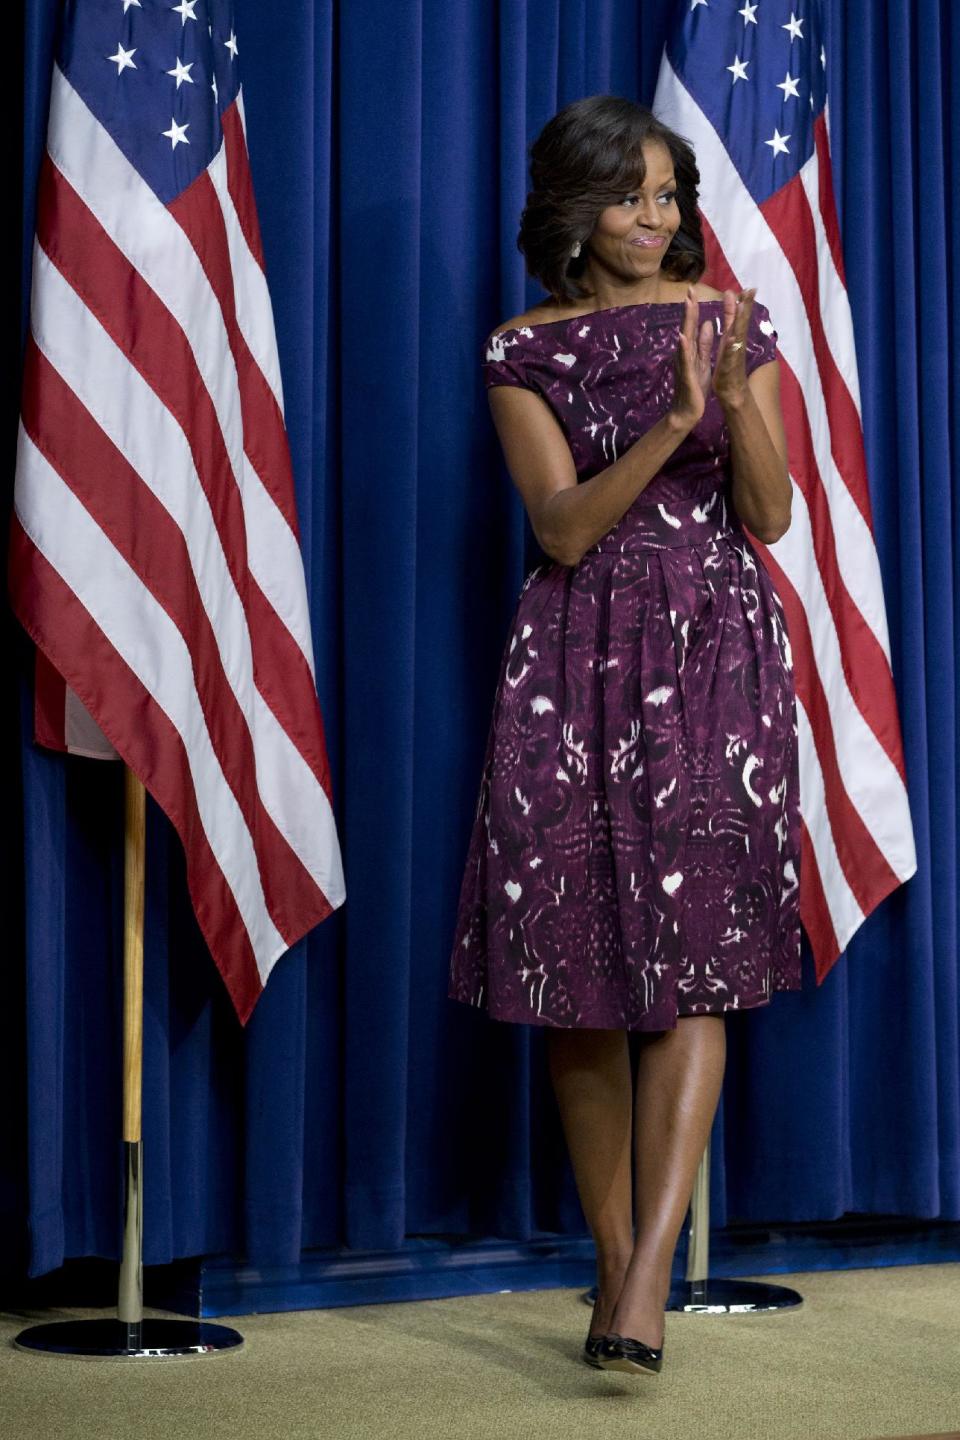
[
  {"x1": 667, "y1": 1278, "x2": 803, "y2": 1313},
  {"x1": 582, "y1": 1278, "x2": 803, "y2": 1313},
  {"x1": 13, "y1": 1318, "x2": 244, "y2": 1360}
]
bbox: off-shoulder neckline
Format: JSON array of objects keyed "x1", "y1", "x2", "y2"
[{"x1": 493, "y1": 297, "x2": 732, "y2": 339}]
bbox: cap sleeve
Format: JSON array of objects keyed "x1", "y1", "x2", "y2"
[
  {"x1": 744, "y1": 299, "x2": 780, "y2": 376},
  {"x1": 481, "y1": 329, "x2": 537, "y2": 391}
]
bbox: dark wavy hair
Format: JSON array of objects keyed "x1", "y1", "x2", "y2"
[{"x1": 518, "y1": 95, "x2": 705, "y2": 304}]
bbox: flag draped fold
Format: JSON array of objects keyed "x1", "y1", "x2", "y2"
[{"x1": 10, "y1": 0, "x2": 345, "y2": 1022}]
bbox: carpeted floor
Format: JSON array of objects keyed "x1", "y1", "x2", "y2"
[{"x1": 1, "y1": 1264, "x2": 959, "y2": 1440}]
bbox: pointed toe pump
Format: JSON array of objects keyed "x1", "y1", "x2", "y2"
[{"x1": 597, "y1": 1331, "x2": 664, "y2": 1375}]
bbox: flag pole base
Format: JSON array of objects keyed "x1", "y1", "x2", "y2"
[
  {"x1": 581, "y1": 1277, "x2": 802, "y2": 1313},
  {"x1": 13, "y1": 1318, "x2": 244, "y2": 1360},
  {"x1": 13, "y1": 775, "x2": 243, "y2": 1363},
  {"x1": 665, "y1": 1276, "x2": 803, "y2": 1313}
]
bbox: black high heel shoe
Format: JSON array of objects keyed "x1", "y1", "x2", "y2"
[
  {"x1": 597, "y1": 1330, "x2": 664, "y2": 1375},
  {"x1": 582, "y1": 1294, "x2": 609, "y2": 1369},
  {"x1": 582, "y1": 1331, "x2": 605, "y2": 1368}
]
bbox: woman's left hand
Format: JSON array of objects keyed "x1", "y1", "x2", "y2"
[{"x1": 712, "y1": 287, "x2": 756, "y2": 411}]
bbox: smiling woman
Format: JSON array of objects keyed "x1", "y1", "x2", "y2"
[
  {"x1": 447, "y1": 93, "x2": 797, "y2": 1374},
  {"x1": 516, "y1": 93, "x2": 705, "y2": 305}
]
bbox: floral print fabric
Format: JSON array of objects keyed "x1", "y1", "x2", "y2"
[{"x1": 448, "y1": 300, "x2": 801, "y2": 1030}]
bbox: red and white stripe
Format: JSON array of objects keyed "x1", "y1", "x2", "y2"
[
  {"x1": 11, "y1": 66, "x2": 345, "y2": 1022},
  {"x1": 654, "y1": 55, "x2": 916, "y2": 981}
]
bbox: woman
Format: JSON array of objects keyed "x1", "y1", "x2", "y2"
[{"x1": 448, "y1": 94, "x2": 801, "y2": 1377}]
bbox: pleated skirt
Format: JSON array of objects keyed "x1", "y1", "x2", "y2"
[{"x1": 447, "y1": 483, "x2": 802, "y2": 1031}]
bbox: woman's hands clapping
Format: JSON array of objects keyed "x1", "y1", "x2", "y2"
[{"x1": 669, "y1": 285, "x2": 756, "y2": 431}]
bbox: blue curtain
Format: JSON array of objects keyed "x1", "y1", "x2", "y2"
[{"x1": 4, "y1": 0, "x2": 955, "y2": 1280}]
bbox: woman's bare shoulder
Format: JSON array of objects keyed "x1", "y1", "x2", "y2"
[
  {"x1": 488, "y1": 283, "x2": 728, "y2": 338},
  {"x1": 486, "y1": 305, "x2": 559, "y2": 340}
]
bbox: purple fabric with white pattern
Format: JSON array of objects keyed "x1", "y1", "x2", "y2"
[{"x1": 448, "y1": 299, "x2": 802, "y2": 1030}]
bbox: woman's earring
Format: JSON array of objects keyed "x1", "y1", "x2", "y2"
[{"x1": 570, "y1": 240, "x2": 581, "y2": 258}]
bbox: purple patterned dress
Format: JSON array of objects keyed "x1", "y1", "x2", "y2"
[{"x1": 448, "y1": 299, "x2": 802, "y2": 1031}]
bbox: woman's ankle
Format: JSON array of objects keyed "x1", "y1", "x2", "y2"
[
  {"x1": 596, "y1": 1247, "x2": 633, "y2": 1292},
  {"x1": 617, "y1": 1253, "x2": 673, "y2": 1303}
]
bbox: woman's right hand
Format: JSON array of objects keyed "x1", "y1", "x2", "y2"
[{"x1": 668, "y1": 287, "x2": 717, "y2": 432}]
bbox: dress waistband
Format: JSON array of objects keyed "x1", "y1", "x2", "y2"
[{"x1": 583, "y1": 485, "x2": 741, "y2": 555}]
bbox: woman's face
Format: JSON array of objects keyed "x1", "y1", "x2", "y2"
[{"x1": 584, "y1": 140, "x2": 681, "y2": 282}]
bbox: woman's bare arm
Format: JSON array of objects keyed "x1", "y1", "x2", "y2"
[
  {"x1": 487, "y1": 386, "x2": 695, "y2": 566},
  {"x1": 723, "y1": 360, "x2": 792, "y2": 543},
  {"x1": 484, "y1": 304, "x2": 713, "y2": 567}
]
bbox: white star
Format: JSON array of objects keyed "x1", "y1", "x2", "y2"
[
  {"x1": 738, "y1": 2, "x2": 758, "y2": 23},
  {"x1": 783, "y1": 11, "x2": 804, "y2": 41},
  {"x1": 727, "y1": 55, "x2": 749, "y2": 83},
  {"x1": 820, "y1": 43, "x2": 827, "y2": 69},
  {"x1": 107, "y1": 43, "x2": 137, "y2": 74},
  {"x1": 122, "y1": 0, "x2": 141, "y2": 10},
  {"x1": 765, "y1": 127, "x2": 791, "y2": 157},
  {"x1": 171, "y1": 0, "x2": 198, "y2": 23},
  {"x1": 691, "y1": 0, "x2": 708, "y2": 9},
  {"x1": 224, "y1": 30, "x2": 239, "y2": 58},
  {"x1": 776, "y1": 71, "x2": 801, "y2": 100},
  {"x1": 211, "y1": 73, "x2": 219, "y2": 102},
  {"x1": 166, "y1": 57, "x2": 195, "y2": 88},
  {"x1": 162, "y1": 117, "x2": 190, "y2": 149}
]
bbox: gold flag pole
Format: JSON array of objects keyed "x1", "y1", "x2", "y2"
[
  {"x1": 15, "y1": 771, "x2": 244, "y2": 1360},
  {"x1": 116, "y1": 769, "x2": 145, "y2": 1345}
]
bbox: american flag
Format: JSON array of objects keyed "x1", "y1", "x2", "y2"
[
  {"x1": 10, "y1": 0, "x2": 345, "y2": 1023},
  {"x1": 653, "y1": 0, "x2": 916, "y2": 981}
]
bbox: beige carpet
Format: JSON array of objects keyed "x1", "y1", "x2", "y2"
[{"x1": 2, "y1": 1264, "x2": 959, "y2": 1440}]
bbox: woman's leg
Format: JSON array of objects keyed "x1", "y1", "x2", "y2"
[
  {"x1": 546, "y1": 1027, "x2": 635, "y2": 1336},
  {"x1": 609, "y1": 1013, "x2": 727, "y2": 1346}
]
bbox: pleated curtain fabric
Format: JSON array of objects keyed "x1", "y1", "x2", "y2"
[{"x1": 3, "y1": 0, "x2": 957, "y2": 1278}]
